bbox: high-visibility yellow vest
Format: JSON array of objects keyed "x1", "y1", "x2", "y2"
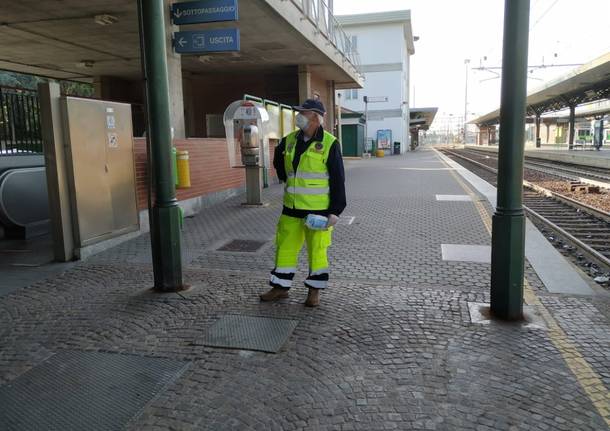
[{"x1": 283, "y1": 130, "x2": 335, "y2": 210}]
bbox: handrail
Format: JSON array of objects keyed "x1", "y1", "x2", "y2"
[
  {"x1": 243, "y1": 94, "x2": 264, "y2": 103},
  {"x1": 263, "y1": 99, "x2": 280, "y2": 107},
  {"x1": 243, "y1": 94, "x2": 295, "y2": 136},
  {"x1": 288, "y1": 0, "x2": 362, "y2": 78},
  {"x1": 0, "y1": 85, "x2": 38, "y2": 94}
]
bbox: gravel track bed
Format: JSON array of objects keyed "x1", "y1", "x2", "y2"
[{"x1": 460, "y1": 150, "x2": 610, "y2": 213}]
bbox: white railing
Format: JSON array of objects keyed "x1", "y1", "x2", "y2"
[{"x1": 289, "y1": 0, "x2": 362, "y2": 78}]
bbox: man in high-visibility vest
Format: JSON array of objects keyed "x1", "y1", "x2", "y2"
[{"x1": 260, "y1": 99, "x2": 346, "y2": 307}]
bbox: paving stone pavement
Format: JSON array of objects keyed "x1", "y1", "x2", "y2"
[{"x1": 1, "y1": 148, "x2": 609, "y2": 430}]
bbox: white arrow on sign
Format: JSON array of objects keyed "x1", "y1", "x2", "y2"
[
  {"x1": 174, "y1": 9, "x2": 183, "y2": 19},
  {"x1": 177, "y1": 37, "x2": 187, "y2": 48}
]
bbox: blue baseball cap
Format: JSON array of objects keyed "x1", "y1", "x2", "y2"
[{"x1": 293, "y1": 99, "x2": 326, "y2": 115}]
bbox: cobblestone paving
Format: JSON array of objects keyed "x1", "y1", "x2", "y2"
[{"x1": 0, "y1": 149, "x2": 609, "y2": 430}]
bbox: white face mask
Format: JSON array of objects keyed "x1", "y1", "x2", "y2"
[{"x1": 295, "y1": 113, "x2": 309, "y2": 130}]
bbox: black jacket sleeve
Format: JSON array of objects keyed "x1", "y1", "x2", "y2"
[
  {"x1": 326, "y1": 140, "x2": 347, "y2": 216},
  {"x1": 273, "y1": 138, "x2": 287, "y2": 182}
]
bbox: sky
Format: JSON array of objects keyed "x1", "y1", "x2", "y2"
[{"x1": 334, "y1": 0, "x2": 610, "y2": 131}]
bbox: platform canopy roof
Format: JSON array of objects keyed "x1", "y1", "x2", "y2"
[
  {"x1": 472, "y1": 52, "x2": 610, "y2": 126},
  {"x1": 410, "y1": 107, "x2": 438, "y2": 130},
  {"x1": 0, "y1": 0, "x2": 362, "y2": 86}
]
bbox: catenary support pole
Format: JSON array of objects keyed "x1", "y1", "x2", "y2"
[
  {"x1": 138, "y1": 0, "x2": 183, "y2": 291},
  {"x1": 490, "y1": 0, "x2": 530, "y2": 321}
]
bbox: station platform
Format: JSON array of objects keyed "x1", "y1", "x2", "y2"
[
  {"x1": 1, "y1": 148, "x2": 609, "y2": 430},
  {"x1": 465, "y1": 144, "x2": 610, "y2": 169}
]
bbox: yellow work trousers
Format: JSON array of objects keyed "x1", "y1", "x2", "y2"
[{"x1": 270, "y1": 214, "x2": 333, "y2": 289}]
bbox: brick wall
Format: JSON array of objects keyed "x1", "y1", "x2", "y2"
[{"x1": 134, "y1": 138, "x2": 278, "y2": 210}]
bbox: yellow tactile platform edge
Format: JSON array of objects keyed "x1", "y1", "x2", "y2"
[{"x1": 435, "y1": 149, "x2": 610, "y2": 426}]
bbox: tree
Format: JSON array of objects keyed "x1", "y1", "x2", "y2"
[{"x1": 0, "y1": 71, "x2": 93, "y2": 97}]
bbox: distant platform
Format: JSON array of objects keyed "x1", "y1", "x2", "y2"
[{"x1": 465, "y1": 144, "x2": 610, "y2": 169}]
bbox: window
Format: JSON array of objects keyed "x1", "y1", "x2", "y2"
[
  {"x1": 350, "y1": 35, "x2": 358, "y2": 53},
  {"x1": 344, "y1": 89, "x2": 358, "y2": 100}
]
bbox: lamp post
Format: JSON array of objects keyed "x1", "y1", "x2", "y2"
[
  {"x1": 464, "y1": 59, "x2": 470, "y2": 145},
  {"x1": 445, "y1": 114, "x2": 454, "y2": 145},
  {"x1": 363, "y1": 95, "x2": 369, "y2": 153}
]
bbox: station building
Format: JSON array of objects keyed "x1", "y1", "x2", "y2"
[
  {"x1": 336, "y1": 10, "x2": 415, "y2": 154},
  {"x1": 0, "y1": 0, "x2": 364, "y2": 258}
]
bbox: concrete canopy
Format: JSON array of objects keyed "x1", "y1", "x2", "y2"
[
  {"x1": 472, "y1": 52, "x2": 610, "y2": 126},
  {"x1": 410, "y1": 107, "x2": 437, "y2": 130},
  {"x1": 0, "y1": 1, "x2": 140, "y2": 81},
  {"x1": 0, "y1": 0, "x2": 363, "y2": 87}
]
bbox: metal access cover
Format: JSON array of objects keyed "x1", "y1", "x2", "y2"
[
  {"x1": 0, "y1": 351, "x2": 188, "y2": 431},
  {"x1": 203, "y1": 315, "x2": 298, "y2": 353},
  {"x1": 217, "y1": 239, "x2": 266, "y2": 252}
]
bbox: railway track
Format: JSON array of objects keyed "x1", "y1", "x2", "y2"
[
  {"x1": 439, "y1": 149, "x2": 610, "y2": 282},
  {"x1": 463, "y1": 147, "x2": 610, "y2": 189},
  {"x1": 524, "y1": 158, "x2": 610, "y2": 185}
]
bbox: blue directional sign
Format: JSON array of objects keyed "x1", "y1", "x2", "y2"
[
  {"x1": 171, "y1": 0, "x2": 238, "y2": 25},
  {"x1": 174, "y1": 29, "x2": 240, "y2": 54}
]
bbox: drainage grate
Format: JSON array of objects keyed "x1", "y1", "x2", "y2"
[
  {"x1": 0, "y1": 351, "x2": 188, "y2": 431},
  {"x1": 217, "y1": 239, "x2": 267, "y2": 252},
  {"x1": 203, "y1": 315, "x2": 298, "y2": 353}
]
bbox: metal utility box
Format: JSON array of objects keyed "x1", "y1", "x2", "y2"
[{"x1": 62, "y1": 97, "x2": 139, "y2": 249}]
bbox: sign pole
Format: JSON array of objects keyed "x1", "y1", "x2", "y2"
[{"x1": 337, "y1": 93, "x2": 343, "y2": 154}]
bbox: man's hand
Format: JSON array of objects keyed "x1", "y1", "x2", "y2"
[{"x1": 326, "y1": 214, "x2": 339, "y2": 228}]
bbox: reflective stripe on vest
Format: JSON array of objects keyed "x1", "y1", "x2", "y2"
[
  {"x1": 286, "y1": 172, "x2": 329, "y2": 180},
  {"x1": 284, "y1": 186, "x2": 330, "y2": 195},
  {"x1": 283, "y1": 130, "x2": 335, "y2": 211}
]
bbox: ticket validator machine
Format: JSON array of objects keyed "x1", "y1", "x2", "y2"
[{"x1": 224, "y1": 101, "x2": 270, "y2": 206}]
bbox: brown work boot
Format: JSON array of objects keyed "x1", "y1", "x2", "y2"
[
  {"x1": 259, "y1": 287, "x2": 289, "y2": 302},
  {"x1": 304, "y1": 288, "x2": 321, "y2": 307}
]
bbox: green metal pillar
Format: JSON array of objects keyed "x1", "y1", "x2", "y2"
[
  {"x1": 535, "y1": 113, "x2": 541, "y2": 148},
  {"x1": 490, "y1": 0, "x2": 530, "y2": 321},
  {"x1": 138, "y1": 0, "x2": 183, "y2": 291},
  {"x1": 568, "y1": 104, "x2": 576, "y2": 150}
]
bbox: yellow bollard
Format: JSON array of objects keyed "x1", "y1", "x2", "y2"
[
  {"x1": 375, "y1": 149, "x2": 385, "y2": 158},
  {"x1": 176, "y1": 150, "x2": 191, "y2": 188}
]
